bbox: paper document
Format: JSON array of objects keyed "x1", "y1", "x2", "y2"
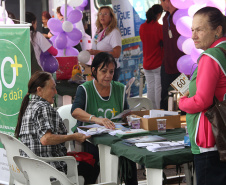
[
  {"x1": 111, "y1": 103, "x2": 141, "y2": 120},
  {"x1": 77, "y1": 127, "x2": 109, "y2": 136},
  {"x1": 146, "y1": 141, "x2": 184, "y2": 152},
  {"x1": 149, "y1": 110, "x2": 178, "y2": 118},
  {"x1": 123, "y1": 135, "x2": 167, "y2": 144},
  {"x1": 170, "y1": 73, "x2": 190, "y2": 96}
]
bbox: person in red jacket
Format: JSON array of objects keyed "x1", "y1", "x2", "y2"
[{"x1": 139, "y1": 4, "x2": 163, "y2": 109}]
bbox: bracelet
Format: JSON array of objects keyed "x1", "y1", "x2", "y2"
[{"x1": 89, "y1": 115, "x2": 95, "y2": 122}]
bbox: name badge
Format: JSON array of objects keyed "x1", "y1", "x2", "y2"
[{"x1": 168, "y1": 29, "x2": 173, "y2": 38}]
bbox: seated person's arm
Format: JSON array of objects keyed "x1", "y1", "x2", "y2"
[
  {"x1": 40, "y1": 130, "x2": 90, "y2": 146},
  {"x1": 71, "y1": 86, "x2": 115, "y2": 129}
]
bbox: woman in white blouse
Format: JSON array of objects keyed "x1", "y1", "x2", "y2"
[{"x1": 88, "y1": 6, "x2": 122, "y2": 81}]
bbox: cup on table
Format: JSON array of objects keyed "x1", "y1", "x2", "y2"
[
  {"x1": 130, "y1": 117, "x2": 141, "y2": 129},
  {"x1": 156, "y1": 119, "x2": 166, "y2": 132},
  {"x1": 126, "y1": 115, "x2": 137, "y2": 126}
]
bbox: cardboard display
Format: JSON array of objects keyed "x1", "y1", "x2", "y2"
[{"x1": 131, "y1": 110, "x2": 181, "y2": 131}]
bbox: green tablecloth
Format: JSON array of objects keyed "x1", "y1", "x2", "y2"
[{"x1": 90, "y1": 128, "x2": 193, "y2": 169}]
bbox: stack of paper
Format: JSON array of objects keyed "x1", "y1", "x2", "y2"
[
  {"x1": 123, "y1": 135, "x2": 167, "y2": 144},
  {"x1": 78, "y1": 123, "x2": 130, "y2": 136},
  {"x1": 145, "y1": 141, "x2": 185, "y2": 152}
]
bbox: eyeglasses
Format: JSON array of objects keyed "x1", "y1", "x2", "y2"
[{"x1": 98, "y1": 13, "x2": 110, "y2": 16}]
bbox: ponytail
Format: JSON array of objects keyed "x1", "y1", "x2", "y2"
[{"x1": 15, "y1": 94, "x2": 30, "y2": 138}]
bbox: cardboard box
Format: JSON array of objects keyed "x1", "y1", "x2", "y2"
[{"x1": 131, "y1": 110, "x2": 181, "y2": 131}]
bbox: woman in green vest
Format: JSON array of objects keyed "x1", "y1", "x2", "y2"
[
  {"x1": 72, "y1": 52, "x2": 128, "y2": 128},
  {"x1": 179, "y1": 7, "x2": 226, "y2": 185},
  {"x1": 71, "y1": 52, "x2": 138, "y2": 185}
]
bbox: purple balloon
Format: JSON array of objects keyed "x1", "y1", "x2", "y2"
[
  {"x1": 171, "y1": 0, "x2": 194, "y2": 9},
  {"x1": 188, "y1": 4, "x2": 205, "y2": 17},
  {"x1": 56, "y1": 49, "x2": 64, "y2": 57},
  {"x1": 47, "y1": 18, "x2": 63, "y2": 33},
  {"x1": 50, "y1": 35, "x2": 57, "y2": 47},
  {"x1": 55, "y1": 32, "x2": 67, "y2": 49},
  {"x1": 173, "y1": 9, "x2": 188, "y2": 25},
  {"x1": 76, "y1": 6, "x2": 85, "y2": 12},
  {"x1": 60, "y1": 5, "x2": 73, "y2": 17},
  {"x1": 67, "y1": 35, "x2": 80, "y2": 47},
  {"x1": 191, "y1": 48, "x2": 203, "y2": 62},
  {"x1": 182, "y1": 38, "x2": 195, "y2": 55},
  {"x1": 40, "y1": 52, "x2": 59, "y2": 73},
  {"x1": 67, "y1": 28, "x2": 82, "y2": 41},
  {"x1": 177, "y1": 55, "x2": 195, "y2": 75},
  {"x1": 207, "y1": 0, "x2": 225, "y2": 12},
  {"x1": 68, "y1": 9, "x2": 83, "y2": 24},
  {"x1": 80, "y1": 0, "x2": 88, "y2": 7},
  {"x1": 66, "y1": 47, "x2": 79, "y2": 56},
  {"x1": 176, "y1": 16, "x2": 192, "y2": 38},
  {"x1": 177, "y1": 36, "x2": 188, "y2": 52}
]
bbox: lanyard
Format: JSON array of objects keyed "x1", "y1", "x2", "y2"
[
  {"x1": 167, "y1": 14, "x2": 171, "y2": 29},
  {"x1": 94, "y1": 27, "x2": 108, "y2": 44}
]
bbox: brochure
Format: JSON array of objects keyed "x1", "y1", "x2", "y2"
[{"x1": 123, "y1": 135, "x2": 167, "y2": 144}]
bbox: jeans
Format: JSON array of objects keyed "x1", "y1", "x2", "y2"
[
  {"x1": 144, "y1": 67, "x2": 161, "y2": 109},
  {"x1": 194, "y1": 151, "x2": 226, "y2": 185}
]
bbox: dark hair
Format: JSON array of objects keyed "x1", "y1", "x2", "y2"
[
  {"x1": 91, "y1": 52, "x2": 117, "y2": 81},
  {"x1": 15, "y1": 71, "x2": 52, "y2": 138},
  {"x1": 57, "y1": 6, "x2": 63, "y2": 16},
  {"x1": 194, "y1": 6, "x2": 226, "y2": 36},
  {"x1": 146, "y1": 4, "x2": 163, "y2": 23},
  {"x1": 26, "y1": 12, "x2": 37, "y2": 41},
  {"x1": 42, "y1": 11, "x2": 51, "y2": 20}
]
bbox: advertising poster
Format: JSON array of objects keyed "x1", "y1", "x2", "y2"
[
  {"x1": 0, "y1": 27, "x2": 30, "y2": 184},
  {"x1": 112, "y1": 0, "x2": 146, "y2": 97}
]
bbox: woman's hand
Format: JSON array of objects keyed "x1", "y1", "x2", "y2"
[
  {"x1": 177, "y1": 91, "x2": 189, "y2": 106},
  {"x1": 88, "y1": 49, "x2": 99, "y2": 55},
  {"x1": 93, "y1": 117, "x2": 115, "y2": 129},
  {"x1": 73, "y1": 133, "x2": 91, "y2": 143}
]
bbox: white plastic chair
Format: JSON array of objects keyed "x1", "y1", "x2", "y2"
[
  {"x1": 127, "y1": 97, "x2": 153, "y2": 111},
  {"x1": 57, "y1": 104, "x2": 82, "y2": 152},
  {"x1": 0, "y1": 132, "x2": 83, "y2": 185},
  {"x1": 91, "y1": 183, "x2": 117, "y2": 185},
  {"x1": 13, "y1": 156, "x2": 75, "y2": 185}
]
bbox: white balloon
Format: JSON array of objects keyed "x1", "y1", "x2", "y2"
[
  {"x1": 68, "y1": 0, "x2": 83, "y2": 8},
  {"x1": 62, "y1": 21, "x2": 73, "y2": 32},
  {"x1": 78, "y1": 50, "x2": 90, "y2": 64}
]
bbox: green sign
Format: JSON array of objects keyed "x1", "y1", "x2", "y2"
[{"x1": 0, "y1": 27, "x2": 30, "y2": 139}]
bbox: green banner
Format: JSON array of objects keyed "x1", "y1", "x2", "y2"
[{"x1": 0, "y1": 27, "x2": 30, "y2": 140}]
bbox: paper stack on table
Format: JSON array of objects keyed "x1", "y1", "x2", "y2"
[
  {"x1": 78, "y1": 123, "x2": 130, "y2": 136},
  {"x1": 145, "y1": 141, "x2": 184, "y2": 152}
]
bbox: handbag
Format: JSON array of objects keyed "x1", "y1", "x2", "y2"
[
  {"x1": 67, "y1": 151, "x2": 95, "y2": 166},
  {"x1": 204, "y1": 47, "x2": 226, "y2": 161},
  {"x1": 204, "y1": 96, "x2": 226, "y2": 161}
]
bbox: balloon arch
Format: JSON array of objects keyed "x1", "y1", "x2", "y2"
[{"x1": 172, "y1": 0, "x2": 225, "y2": 76}]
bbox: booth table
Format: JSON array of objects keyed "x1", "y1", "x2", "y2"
[{"x1": 89, "y1": 128, "x2": 194, "y2": 185}]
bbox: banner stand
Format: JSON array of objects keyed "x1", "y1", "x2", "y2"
[{"x1": 0, "y1": 24, "x2": 31, "y2": 184}]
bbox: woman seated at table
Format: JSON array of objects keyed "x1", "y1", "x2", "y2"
[
  {"x1": 15, "y1": 71, "x2": 97, "y2": 184},
  {"x1": 71, "y1": 52, "x2": 138, "y2": 185}
]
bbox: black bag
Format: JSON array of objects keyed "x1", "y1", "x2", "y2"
[
  {"x1": 204, "y1": 47, "x2": 226, "y2": 161},
  {"x1": 205, "y1": 96, "x2": 226, "y2": 161}
]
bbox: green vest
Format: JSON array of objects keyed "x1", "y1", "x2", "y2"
[
  {"x1": 81, "y1": 80, "x2": 125, "y2": 125},
  {"x1": 186, "y1": 41, "x2": 226, "y2": 154}
]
